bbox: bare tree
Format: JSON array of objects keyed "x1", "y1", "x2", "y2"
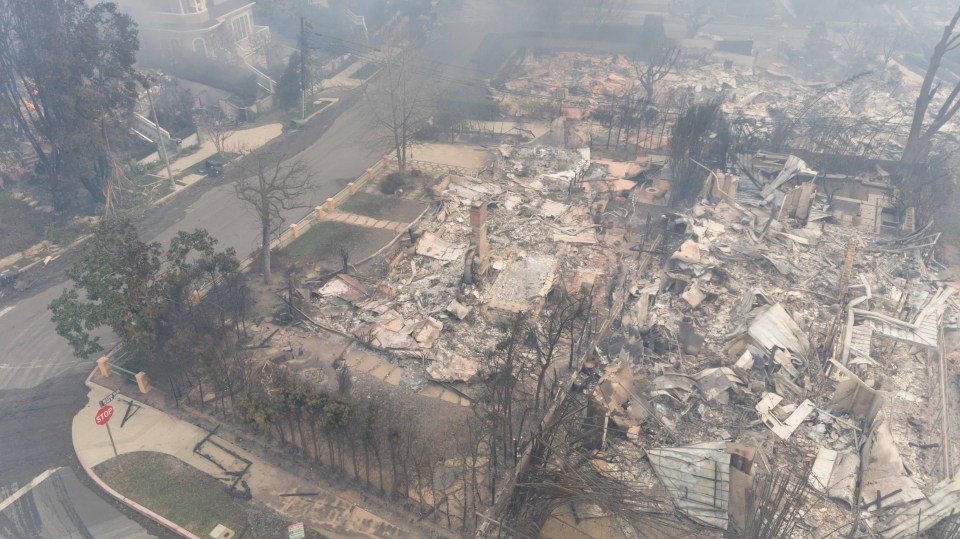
[
  {"x1": 498, "y1": 394, "x2": 685, "y2": 538},
  {"x1": 681, "y1": 0, "x2": 713, "y2": 39},
  {"x1": 839, "y1": 25, "x2": 868, "y2": 65},
  {"x1": 903, "y1": 7, "x2": 960, "y2": 163},
  {"x1": 867, "y1": 25, "x2": 900, "y2": 70},
  {"x1": 839, "y1": 26, "x2": 862, "y2": 53},
  {"x1": 589, "y1": 0, "x2": 626, "y2": 26},
  {"x1": 234, "y1": 151, "x2": 313, "y2": 284},
  {"x1": 632, "y1": 46, "x2": 681, "y2": 101},
  {"x1": 200, "y1": 111, "x2": 235, "y2": 157},
  {"x1": 364, "y1": 49, "x2": 434, "y2": 172}
]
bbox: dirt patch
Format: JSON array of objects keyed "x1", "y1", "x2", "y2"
[
  {"x1": 277, "y1": 221, "x2": 397, "y2": 274},
  {"x1": 348, "y1": 363, "x2": 474, "y2": 457},
  {"x1": 94, "y1": 451, "x2": 317, "y2": 539},
  {"x1": 339, "y1": 193, "x2": 428, "y2": 223},
  {"x1": 0, "y1": 192, "x2": 48, "y2": 259},
  {"x1": 412, "y1": 143, "x2": 492, "y2": 170}
]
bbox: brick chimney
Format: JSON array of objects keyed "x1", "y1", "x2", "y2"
[{"x1": 469, "y1": 200, "x2": 490, "y2": 280}]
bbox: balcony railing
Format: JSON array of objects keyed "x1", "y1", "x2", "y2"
[{"x1": 234, "y1": 25, "x2": 270, "y2": 58}]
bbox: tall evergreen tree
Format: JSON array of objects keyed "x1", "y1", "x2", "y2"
[
  {"x1": 277, "y1": 52, "x2": 301, "y2": 111},
  {"x1": 0, "y1": 0, "x2": 139, "y2": 209}
]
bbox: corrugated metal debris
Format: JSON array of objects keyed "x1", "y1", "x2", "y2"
[{"x1": 647, "y1": 442, "x2": 731, "y2": 529}]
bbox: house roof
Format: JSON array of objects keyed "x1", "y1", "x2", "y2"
[{"x1": 131, "y1": 0, "x2": 255, "y2": 33}]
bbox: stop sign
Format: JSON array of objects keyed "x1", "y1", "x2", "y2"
[{"x1": 95, "y1": 404, "x2": 114, "y2": 425}]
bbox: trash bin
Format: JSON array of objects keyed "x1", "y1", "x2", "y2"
[{"x1": 205, "y1": 159, "x2": 224, "y2": 177}]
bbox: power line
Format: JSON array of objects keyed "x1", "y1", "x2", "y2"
[{"x1": 302, "y1": 33, "x2": 914, "y2": 149}]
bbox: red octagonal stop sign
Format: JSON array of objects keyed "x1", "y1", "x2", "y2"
[{"x1": 95, "y1": 404, "x2": 114, "y2": 425}]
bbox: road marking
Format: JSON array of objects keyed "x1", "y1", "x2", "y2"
[
  {"x1": 0, "y1": 467, "x2": 62, "y2": 513},
  {"x1": 0, "y1": 305, "x2": 15, "y2": 319},
  {"x1": 0, "y1": 360, "x2": 86, "y2": 370}
]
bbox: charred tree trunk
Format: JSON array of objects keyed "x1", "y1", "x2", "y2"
[
  {"x1": 903, "y1": 7, "x2": 960, "y2": 164},
  {"x1": 260, "y1": 208, "x2": 271, "y2": 284}
]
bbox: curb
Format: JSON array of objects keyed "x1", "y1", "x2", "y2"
[
  {"x1": 153, "y1": 95, "x2": 347, "y2": 211},
  {"x1": 0, "y1": 232, "x2": 94, "y2": 278},
  {"x1": 153, "y1": 178, "x2": 199, "y2": 208},
  {"x1": 1, "y1": 120, "x2": 284, "y2": 279},
  {"x1": 1, "y1": 72, "x2": 357, "y2": 282},
  {"x1": 76, "y1": 365, "x2": 199, "y2": 539}
]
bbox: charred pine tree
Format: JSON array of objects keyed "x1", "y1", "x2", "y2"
[
  {"x1": 531, "y1": 293, "x2": 588, "y2": 415},
  {"x1": 481, "y1": 313, "x2": 530, "y2": 478},
  {"x1": 668, "y1": 100, "x2": 722, "y2": 206},
  {"x1": 304, "y1": 391, "x2": 329, "y2": 465}
]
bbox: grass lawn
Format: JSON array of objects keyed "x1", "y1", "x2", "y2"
[
  {"x1": 349, "y1": 63, "x2": 379, "y2": 80},
  {"x1": 279, "y1": 221, "x2": 396, "y2": 271},
  {"x1": 95, "y1": 451, "x2": 250, "y2": 537},
  {"x1": 339, "y1": 192, "x2": 428, "y2": 223},
  {"x1": 282, "y1": 221, "x2": 366, "y2": 262},
  {"x1": 179, "y1": 152, "x2": 240, "y2": 177}
]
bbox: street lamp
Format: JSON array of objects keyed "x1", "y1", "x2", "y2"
[{"x1": 139, "y1": 73, "x2": 176, "y2": 190}]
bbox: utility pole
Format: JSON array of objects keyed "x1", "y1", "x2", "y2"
[
  {"x1": 145, "y1": 80, "x2": 176, "y2": 190},
  {"x1": 300, "y1": 15, "x2": 308, "y2": 120}
]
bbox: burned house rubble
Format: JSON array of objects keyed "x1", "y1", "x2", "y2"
[
  {"x1": 498, "y1": 49, "x2": 960, "y2": 161},
  {"x1": 581, "y1": 156, "x2": 960, "y2": 535},
  {"x1": 311, "y1": 144, "x2": 620, "y2": 384},
  {"x1": 300, "y1": 142, "x2": 960, "y2": 537}
]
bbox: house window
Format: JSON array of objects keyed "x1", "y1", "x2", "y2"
[
  {"x1": 232, "y1": 14, "x2": 250, "y2": 40},
  {"x1": 193, "y1": 38, "x2": 206, "y2": 56},
  {"x1": 191, "y1": 0, "x2": 206, "y2": 12}
]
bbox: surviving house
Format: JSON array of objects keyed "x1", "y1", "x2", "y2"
[{"x1": 116, "y1": 0, "x2": 269, "y2": 62}]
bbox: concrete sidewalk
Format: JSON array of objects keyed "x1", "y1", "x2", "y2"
[
  {"x1": 322, "y1": 60, "x2": 380, "y2": 92},
  {"x1": 73, "y1": 380, "x2": 416, "y2": 539},
  {"x1": 0, "y1": 123, "x2": 284, "y2": 276},
  {"x1": 156, "y1": 122, "x2": 284, "y2": 202}
]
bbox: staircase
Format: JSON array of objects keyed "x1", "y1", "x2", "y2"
[
  {"x1": 131, "y1": 112, "x2": 175, "y2": 146},
  {"x1": 242, "y1": 62, "x2": 276, "y2": 94},
  {"x1": 236, "y1": 25, "x2": 276, "y2": 94}
]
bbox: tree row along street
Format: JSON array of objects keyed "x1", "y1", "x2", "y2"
[{"x1": 0, "y1": 82, "x2": 385, "y2": 537}]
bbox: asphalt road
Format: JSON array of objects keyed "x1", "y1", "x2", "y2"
[
  {"x1": 0, "y1": 91, "x2": 385, "y2": 538},
  {"x1": 0, "y1": 467, "x2": 152, "y2": 539},
  {"x1": 0, "y1": 7, "x2": 503, "y2": 533}
]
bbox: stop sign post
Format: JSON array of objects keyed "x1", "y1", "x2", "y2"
[
  {"x1": 95, "y1": 405, "x2": 114, "y2": 425},
  {"x1": 95, "y1": 403, "x2": 119, "y2": 458}
]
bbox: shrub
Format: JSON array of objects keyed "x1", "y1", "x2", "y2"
[{"x1": 380, "y1": 172, "x2": 404, "y2": 194}]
